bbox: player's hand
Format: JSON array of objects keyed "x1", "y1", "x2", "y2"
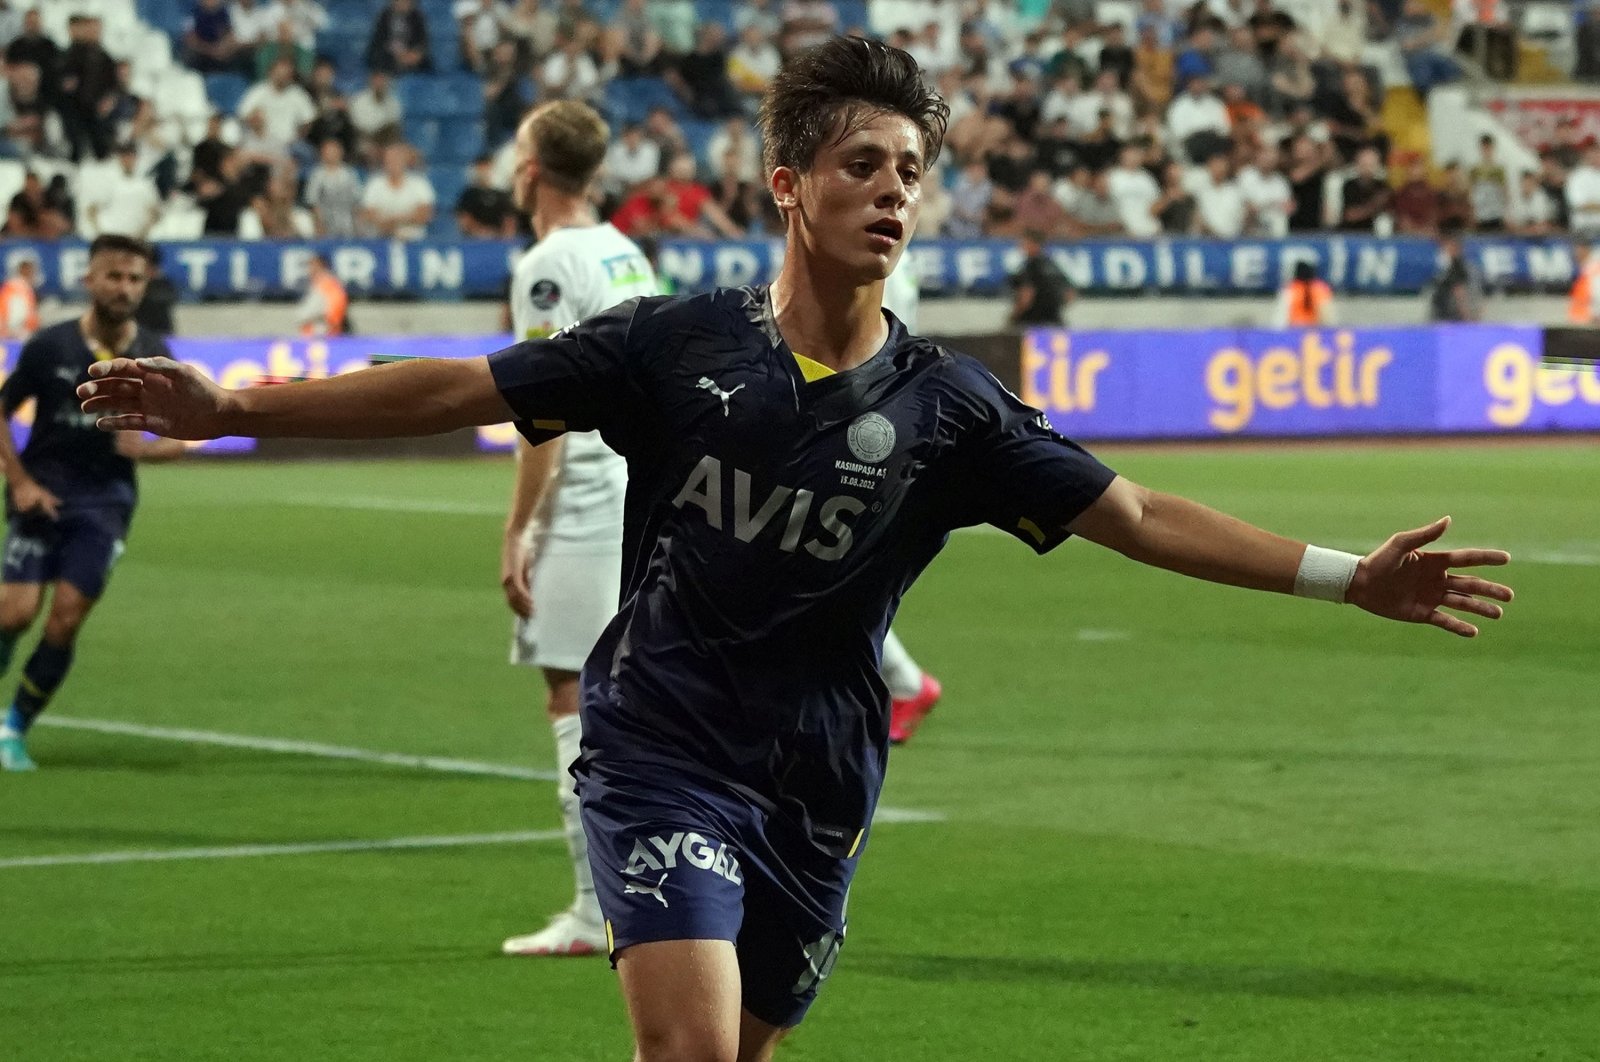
[
  {"x1": 1346, "y1": 517, "x2": 1513, "y2": 638},
  {"x1": 11, "y1": 477, "x2": 61, "y2": 519},
  {"x1": 77, "y1": 357, "x2": 233, "y2": 440},
  {"x1": 501, "y1": 532, "x2": 534, "y2": 619}
]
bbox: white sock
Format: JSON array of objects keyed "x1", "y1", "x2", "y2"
[
  {"x1": 551, "y1": 714, "x2": 601, "y2": 924},
  {"x1": 880, "y1": 628, "x2": 924, "y2": 700}
]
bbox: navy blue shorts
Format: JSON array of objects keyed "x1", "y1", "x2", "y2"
[
  {"x1": 1, "y1": 506, "x2": 130, "y2": 599},
  {"x1": 578, "y1": 759, "x2": 861, "y2": 1028}
]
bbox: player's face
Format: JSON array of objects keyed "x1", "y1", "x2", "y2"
[
  {"x1": 783, "y1": 111, "x2": 924, "y2": 282},
  {"x1": 84, "y1": 251, "x2": 149, "y2": 324}
]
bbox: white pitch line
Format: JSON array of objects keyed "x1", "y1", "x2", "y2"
[
  {"x1": 0, "y1": 830, "x2": 564, "y2": 870},
  {"x1": 35, "y1": 716, "x2": 946, "y2": 825},
  {"x1": 39, "y1": 716, "x2": 559, "y2": 781}
]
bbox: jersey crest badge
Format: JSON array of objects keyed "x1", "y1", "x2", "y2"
[{"x1": 846, "y1": 413, "x2": 896, "y2": 464}]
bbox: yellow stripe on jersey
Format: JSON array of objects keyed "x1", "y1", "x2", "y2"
[
  {"x1": 1017, "y1": 517, "x2": 1046, "y2": 546},
  {"x1": 791, "y1": 352, "x2": 836, "y2": 382},
  {"x1": 605, "y1": 920, "x2": 615, "y2": 953},
  {"x1": 531, "y1": 419, "x2": 566, "y2": 431},
  {"x1": 846, "y1": 829, "x2": 864, "y2": 858}
]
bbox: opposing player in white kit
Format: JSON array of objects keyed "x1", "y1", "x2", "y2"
[{"x1": 496, "y1": 100, "x2": 663, "y2": 957}]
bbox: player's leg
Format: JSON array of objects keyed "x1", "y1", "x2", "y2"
[
  {"x1": 3, "y1": 511, "x2": 125, "y2": 769},
  {"x1": 617, "y1": 939, "x2": 744, "y2": 1062},
  {"x1": 501, "y1": 667, "x2": 607, "y2": 956},
  {"x1": 733, "y1": 808, "x2": 855, "y2": 1056},
  {"x1": 502, "y1": 537, "x2": 618, "y2": 956},
  {"x1": 883, "y1": 627, "x2": 941, "y2": 745},
  {"x1": 579, "y1": 762, "x2": 755, "y2": 1059},
  {"x1": 0, "y1": 515, "x2": 57, "y2": 770},
  {"x1": 736, "y1": 1011, "x2": 789, "y2": 1062}
]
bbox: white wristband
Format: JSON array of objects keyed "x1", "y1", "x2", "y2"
[{"x1": 1293, "y1": 545, "x2": 1361, "y2": 603}]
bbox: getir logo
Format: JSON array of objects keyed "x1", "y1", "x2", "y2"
[
  {"x1": 1021, "y1": 332, "x2": 1110, "y2": 413},
  {"x1": 1206, "y1": 331, "x2": 1392, "y2": 432},
  {"x1": 1483, "y1": 343, "x2": 1600, "y2": 427}
]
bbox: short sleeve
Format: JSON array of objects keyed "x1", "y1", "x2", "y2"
[
  {"x1": 487, "y1": 296, "x2": 654, "y2": 455},
  {"x1": 1, "y1": 337, "x2": 39, "y2": 415},
  {"x1": 509, "y1": 249, "x2": 580, "y2": 341},
  {"x1": 937, "y1": 360, "x2": 1116, "y2": 554}
]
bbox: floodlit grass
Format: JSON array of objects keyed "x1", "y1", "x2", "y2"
[{"x1": 2, "y1": 444, "x2": 1595, "y2": 1061}]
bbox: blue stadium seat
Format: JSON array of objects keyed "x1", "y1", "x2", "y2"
[
  {"x1": 681, "y1": 116, "x2": 719, "y2": 167},
  {"x1": 204, "y1": 73, "x2": 249, "y2": 115},
  {"x1": 398, "y1": 74, "x2": 455, "y2": 118},
  {"x1": 438, "y1": 120, "x2": 484, "y2": 163},
  {"x1": 428, "y1": 164, "x2": 468, "y2": 214},
  {"x1": 405, "y1": 117, "x2": 443, "y2": 158},
  {"x1": 836, "y1": 0, "x2": 869, "y2": 31}
]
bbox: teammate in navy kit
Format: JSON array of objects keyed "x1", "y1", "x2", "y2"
[
  {"x1": 0, "y1": 235, "x2": 185, "y2": 771},
  {"x1": 80, "y1": 38, "x2": 1513, "y2": 1059}
]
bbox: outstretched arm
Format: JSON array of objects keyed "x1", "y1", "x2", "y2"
[
  {"x1": 1068, "y1": 477, "x2": 1512, "y2": 637},
  {"x1": 78, "y1": 356, "x2": 512, "y2": 440}
]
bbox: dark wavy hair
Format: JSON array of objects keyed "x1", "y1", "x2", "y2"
[
  {"x1": 88, "y1": 233, "x2": 157, "y2": 265},
  {"x1": 758, "y1": 36, "x2": 949, "y2": 175}
]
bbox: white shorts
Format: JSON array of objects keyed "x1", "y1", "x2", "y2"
[{"x1": 510, "y1": 538, "x2": 623, "y2": 673}]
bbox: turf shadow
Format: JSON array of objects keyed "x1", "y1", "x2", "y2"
[{"x1": 851, "y1": 952, "x2": 1492, "y2": 999}]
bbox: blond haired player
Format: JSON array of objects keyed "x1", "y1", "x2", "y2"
[{"x1": 495, "y1": 100, "x2": 663, "y2": 957}]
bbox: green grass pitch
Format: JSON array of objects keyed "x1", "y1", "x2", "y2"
[{"x1": 1, "y1": 442, "x2": 1595, "y2": 1061}]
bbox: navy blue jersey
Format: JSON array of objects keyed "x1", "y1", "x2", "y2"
[
  {"x1": 489, "y1": 286, "x2": 1116, "y2": 853},
  {"x1": 2, "y1": 320, "x2": 167, "y2": 505}
]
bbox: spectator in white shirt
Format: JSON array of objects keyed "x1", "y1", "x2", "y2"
[
  {"x1": 1566, "y1": 144, "x2": 1600, "y2": 236},
  {"x1": 906, "y1": 21, "x2": 956, "y2": 77},
  {"x1": 1237, "y1": 144, "x2": 1294, "y2": 236},
  {"x1": 305, "y1": 137, "x2": 364, "y2": 235},
  {"x1": 1509, "y1": 170, "x2": 1559, "y2": 235},
  {"x1": 540, "y1": 30, "x2": 600, "y2": 103},
  {"x1": 705, "y1": 116, "x2": 760, "y2": 184},
  {"x1": 727, "y1": 24, "x2": 781, "y2": 102},
  {"x1": 1039, "y1": 72, "x2": 1086, "y2": 134},
  {"x1": 1106, "y1": 143, "x2": 1162, "y2": 237},
  {"x1": 601, "y1": 122, "x2": 661, "y2": 198},
  {"x1": 230, "y1": 0, "x2": 277, "y2": 53},
  {"x1": 360, "y1": 142, "x2": 435, "y2": 239},
  {"x1": 454, "y1": 0, "x2": 504, "y2": 70},
  {"x1": 237, "y1": 56, "x2": 315, "y2": 149},
  {"x1": 1073, "y1": 69, "x2": 1133, "y2": 141},
  {"x1": 1166, "y1": 75, "x2": 1232, "y2": 162},
  {"x1": 1187, "y1": 153, "x2": 1247, "y2": 237},
  {"x1": 87, "y1": 143, "x2": 162, "y2": 238},
  {"x1": 349, "y1": 70, "x2": 403, "y2": 164},
  {"x1": 275, "y1": 0, "x2": 326, "y2": 49}
]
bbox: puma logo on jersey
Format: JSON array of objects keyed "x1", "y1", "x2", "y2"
[
  {"x1": 54, "y1": 367, "x2": 79, "y2": 384},
  {"x1": 623, "y1": 872, "x2": 670, "y2": 907},
  {"x1": 696, "y1": 377, "x2": 745, "y2": 416},
  {"x1": 671, "y1": 455, "x2": 867, "y2": 562},
  {"x1": 622, "y1": 831, "x2": 743, "y2": 885}
]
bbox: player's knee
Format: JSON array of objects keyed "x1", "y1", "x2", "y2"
[
  {"x1": 544, "y1": 676, "x2": 581, "y2": 722},
  {"x1": 42, "y1": 608, "x2": 86, "y2": 645},
  {"x1": 632, "y1": 1030, "x2": 738, "y2": 1062}
]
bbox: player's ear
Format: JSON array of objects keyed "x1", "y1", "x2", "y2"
[{"x1": 771, "y1": 166, "x2": 799, "y2": 212}]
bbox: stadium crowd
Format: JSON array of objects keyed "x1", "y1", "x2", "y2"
[{"x1": 0, "y1": 0, "x2": 1590, "y2": 242}]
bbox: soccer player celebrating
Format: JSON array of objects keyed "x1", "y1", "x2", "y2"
[
  {"x1": 497, "y1": 100, "x2": 663, "y2": 958},
  {"x1": 80, "y1": 38, "x2": 1513, "y2": 1059},
  {"x1": 0, "y1": 235, "x2": 184, "y2": 771}
]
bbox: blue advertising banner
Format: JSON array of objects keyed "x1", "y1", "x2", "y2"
[
  {"x1": 0, "y1": 236, "x2": 1584, "y2": 299},
  {"x1": 1022, "y1": 324, "x2": 1600, "y2": 438}
]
